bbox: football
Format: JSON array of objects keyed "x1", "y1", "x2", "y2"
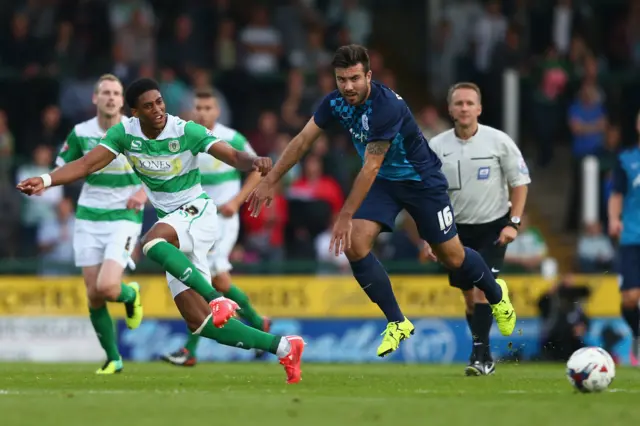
[{"x1": 566, "y1": 347, "x2": 616, "y2": 393}]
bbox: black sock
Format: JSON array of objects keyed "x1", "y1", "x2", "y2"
[
  {"x1": 474, "y1": 303, "x2": 493, "y2": 361},
  {"x1": 466, "y1": 312, "x2": 474, "y2": 336},
  {"x1": 451, "y1": 248, "x2": 502, "y2": 304},
  {"x1": 466, "y1": 311, "x2": 477, "y2": 362},
  {"x1": 622, "y1": 305, "x2": 640, "y2": 338},
  {"x1": 350, "y1": 252, "x2": 404, "y2": 322}
]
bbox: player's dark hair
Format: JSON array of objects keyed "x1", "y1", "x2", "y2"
[
  {"x1": 194, "y1": 88, "x2": 216, "y2": 100},
  {"x1": 125, "y1": 78, "x2": 161, "y2": 109},
  {"x1": 331, "y1": 44, "x2": 370, "y2": 73},
  {"x1": 447, "y1": 82, "x2": 482, "y2": 104}
]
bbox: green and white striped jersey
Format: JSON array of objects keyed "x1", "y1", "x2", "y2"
[
  {"x1": 100, "y1": 114, "x2": 220, "y2": 217},
  {"x1": 56, "y1": 116, "x2": 144, "y2": 223},
  {"x1": 198, "y1": 123, "x2": 255, "y2": 205}
]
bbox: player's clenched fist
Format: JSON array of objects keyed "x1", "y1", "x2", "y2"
[
  {"x1": 17, "y1": 176, "x2": 46, "y2": 196},
  {"x1": 252, "y1": 157, "x2": 272, "y2": 176}
]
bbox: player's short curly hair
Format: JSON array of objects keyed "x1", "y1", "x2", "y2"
[
  {"x1": 125, "y1": 78, "x2": 160, "y2": 109},
  {"x1": 331, "y1": 44, "x2": 370, "y2": 73}
]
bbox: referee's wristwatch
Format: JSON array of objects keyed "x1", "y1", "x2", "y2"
[{"x1": 507, "y1": 216, "x2": 521, "y2": 230}]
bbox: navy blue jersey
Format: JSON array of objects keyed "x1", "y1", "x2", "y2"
[
  {"x1": 613, "y1": 147, "x2": 640, "y2": 245},
  {"x1": 313, "y1": 81, "x2": 443, "y2": 185}
]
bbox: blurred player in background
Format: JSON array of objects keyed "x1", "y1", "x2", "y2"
[
  {"x1": 248, "y1": 44, "x2": 516, "y2": 358},
  {"x1": 609, "y1": 110, "x2": 640, "y2": 366},
  {"x1": 162, "y1": 89, "x2": 270, "y2": 366},
  {"x1": 429, "y1": 82, "x2": 530, "y2": 376},
  {"x1": 55, "y1": 74, "x2": 146, "y2": 374},
  {"x1": 18, "y1": 78, "x2": 305, "y2": 384}
]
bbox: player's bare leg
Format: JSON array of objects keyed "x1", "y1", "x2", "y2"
[
  {"x1": 621, "y1": 289, "x2": 640, "y2": 365},
  {"x1": 344, "y1": 219, "x2": 414, "y2": 357},
  {"x1": 432, "y1": 236, "x2": 515, "y2": 336},
  {"x1": 140, "y1": 222, "x2": 236, "y2": 326},
  {"x1": 83, "y1": 263, "x2": 141, "y2": 374},
  {"x1": 174, "y1": 288, "x2": 304, "y2": 383}
]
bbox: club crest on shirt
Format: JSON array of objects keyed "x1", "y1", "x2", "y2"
[
  {"x1": 477, "y1": 166, "x2": 490, "y2": 180},
  {"x1": 362, "y1": 114, "x2": 369, "y2": 131},
  {"x1": 518, "y1": 157, "x2": 529, "y2": 175},
  {"x1": 168, "y1": 140, "x2": 180, "y2": 153}
]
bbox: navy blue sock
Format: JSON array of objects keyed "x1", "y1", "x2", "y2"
[
  {"x1": 349, "y1": 253, "x2": 404, "y2": 322},
  {"x1": 622, "y1": 305, "x2": 640, "y2": 338},
  {"x1": 452, "y1": 248, "x2": 503, "y2": 304}
]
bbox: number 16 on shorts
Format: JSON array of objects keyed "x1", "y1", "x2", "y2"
[{"x1": 437, "y1": 206, "x2": 454, "y2": 232}]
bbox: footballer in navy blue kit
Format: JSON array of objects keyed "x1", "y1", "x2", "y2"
[
  {"x1": 609, "y1": 120, "x2": 640, "y2": 365},
  {"x1": 248, "y1": 44, "x2": 516, "y2": 357}
]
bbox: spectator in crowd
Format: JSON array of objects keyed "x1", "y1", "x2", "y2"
[
  {"x1": 505, "y1": 213, "x2": 548, "y2": 272},
  {"x1": 158, "y1": 66, "x2": 192, "y2": 116},
  {"x1": 531, "y1": 45, "x2": 570, "y2": 168},
  {"x1": 241, "y1": 182, "x2": 288, "y2": 263},
  {"x1": 566, "y1": 82, "x2": 608, "y2": 231},
  {"x1": 51, "y1": 21, "x2": 80, "y2": 78},
  {"x1": 2, "y1": 12, "x2": 43, "y2": 79},
  {"x1": 429, "y1": 19, "x2": 456, "y2": 100},
  {"x1": 0, "y1": 110, "x2": 15, "y2": 187},
  {"x1": 158, "y1": 14, "x2": 200, "y2": 80},
  {"x1": 24, "y1": 105, "x2": 66, "y2": 159},
  {"x1": 269, "y1": 132, "x2": 301, "y2": 187},
  {"x1": 239, "y1": 6, "x2": 283, "y2": 76},
  {"x1": 576, "y1": 221, "x2": 615, "y2": 273},
  {"x1": 300, "y1": 27, "x2": 332, "y2": 76},
  {"x1": 215, "y1": 18, "x2": 238, "y2": 71},
  {"x1": 419, "y1": 105, "x2": 451, "y2": 140},
  {"x1": 16, "y1": 145, "x2": 63, "y2": 257},
  {"x1": 37, "y1": 197, "x2": 75, "y2": 276},
  {"x1": 472, "y1": 0, "x2": 507, "y2": 79},
  {"x1": 288, "y1": 154, "x2": 344, "y2": 218},
  {"x1": 248, "y1": 110, "x2": 280, "y2": 156}
]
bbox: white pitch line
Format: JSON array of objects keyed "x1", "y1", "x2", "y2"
[{"x1": 1, "y1": 388, "x2": 639, "y2": 396}]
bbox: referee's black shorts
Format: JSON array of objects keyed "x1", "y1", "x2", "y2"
[{"x1": 448, "y1": 212, "x2": 510, "y2": 291}]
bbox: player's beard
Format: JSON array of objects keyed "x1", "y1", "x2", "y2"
[{"x1": 342, "y1": 89, "x2": 366, "y2": 105}]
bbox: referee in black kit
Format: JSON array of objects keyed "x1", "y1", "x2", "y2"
[{"x1": 428, "y1": 82, "x2": 531, "y2": 376}]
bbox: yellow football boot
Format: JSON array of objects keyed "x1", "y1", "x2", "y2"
[{"x1": 377, "y1": 317, "x2": 415, "y2": 357}]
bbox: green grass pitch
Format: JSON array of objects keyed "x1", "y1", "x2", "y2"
[{"x1": 0, "y1": 363, "x2": 639, "y2": 426}]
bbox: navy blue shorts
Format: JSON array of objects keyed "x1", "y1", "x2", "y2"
[
  {"x1": 353, "y1": 178, "x2": 457, "y2": 244},
  {"x1": 618, "y1": 245, "x2": 640, "y2": 291}
]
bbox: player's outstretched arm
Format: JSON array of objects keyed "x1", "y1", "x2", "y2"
[
  {"x1": 263, "y1": 117, "x2": 323, "y2": 185},
  {"x1": 246, "y1": 117, "x2": 323, "y2": 217},
  {"x1": 17, "y1": 145, "x2": 116, "y2": 196},
  {"x1": 207, "y1": 141, "x2": 272, "y2": 175}
]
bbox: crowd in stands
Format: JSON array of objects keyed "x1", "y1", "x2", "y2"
[{"x1": 3, "y1": 0, "x2": 640, "y2": 275}]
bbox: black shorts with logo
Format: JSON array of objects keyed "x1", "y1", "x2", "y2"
[{"x1": 448, "y1": 212, "x2": 510, "y2": 291}]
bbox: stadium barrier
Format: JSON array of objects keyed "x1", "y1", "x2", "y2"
[
  {"x1": 0, "y1": 275, "x2": 632, "y2": 364},
  {"x1": 0, "y1": 274, "x2": 622, "y2": 318}
]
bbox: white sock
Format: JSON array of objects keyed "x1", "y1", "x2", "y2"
[{"x1": 275, "y1": 337, "x2": 291, "y2": 358}]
